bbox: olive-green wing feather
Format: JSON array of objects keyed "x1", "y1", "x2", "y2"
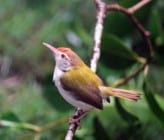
[{"x1": 60, "y1": 66, "x2": 103, "y2": 109}]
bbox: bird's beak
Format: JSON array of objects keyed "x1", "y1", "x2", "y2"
[{"x1": 43, "y1": 42, "x2": 58, "y2": 55}]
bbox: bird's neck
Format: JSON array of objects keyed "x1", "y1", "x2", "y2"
[{"x1": 53, "y1": 66, "x2": 64, "y2": 82}]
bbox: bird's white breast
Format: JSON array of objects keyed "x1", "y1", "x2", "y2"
[{"x1": 53, "y1": 66, "x2": 93, "y2": 111}]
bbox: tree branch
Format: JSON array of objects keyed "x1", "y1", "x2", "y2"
[
  {"x1": 106, "y1": 1, "x2": 153, "y2": 87},
  {"x1": 65, "y1": 0, "x2": 152, "y2": 139},
  {"x1": 0, "y1": 117, "x2": 67, "y2": 133},
  {"x1": 65, "y1": 109, "x2": 80, "y2": 140},
  {"x1": 128, "y1": 0, "x2": 151, "y2": 14},
  {"x1": 90, "y1": 0, "x2": 106, "y2": 72},
  {"x1": 65, "y1": 0, "x2": 107, "y2": 139},
  {"x1": 113, "y1": 62, "x2": 148, "y2": 87}
]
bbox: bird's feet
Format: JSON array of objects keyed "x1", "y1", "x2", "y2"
[
  {"x1": 69, "y1": 109, "x2": 88, "y2": 128},
  {"x1": 69, "y1": 117, "x2": 81, "y2": 127}
]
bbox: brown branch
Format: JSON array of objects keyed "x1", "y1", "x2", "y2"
[
  {"x1": 113, "y1": 62, "x2": 148, "y2": 87},
  {"x1": 126, "y1": 12, "x2": 153, "y2": 61},
  {"x1": 106, "y1": 1, "x2": 153, "y2": 87},
  {"x1": 65, "y1": 0, "x2": 152, "y2": 139}
]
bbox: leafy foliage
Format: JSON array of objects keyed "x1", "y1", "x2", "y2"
[{"x1": 0, "y1": 0, "x2": 164, "y2": 139}]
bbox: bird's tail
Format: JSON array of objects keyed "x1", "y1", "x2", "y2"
[{"x1": 99, "y1": 86, "x2": 140, "y2": 101}]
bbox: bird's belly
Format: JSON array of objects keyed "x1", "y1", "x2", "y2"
[
  {"x1": 53, "y1": 66, "x2": 93, "y2": 111},
  {"x1": 55, "y1": 79, "x2": 93, "y2": 111}
]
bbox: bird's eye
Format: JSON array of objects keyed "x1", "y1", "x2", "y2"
[{"x1": 61, "y1": 54, "x2": 65, "y2": 58}]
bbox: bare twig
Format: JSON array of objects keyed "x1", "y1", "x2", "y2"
[
  {"x1": 106, "y1": 1, "x2": 153, "y2": 87},
  {"x1": 113, "y1": 62, "x2": 148, "y2": 87},
  {"x1": 39, "y1": 117, "x2": 67, "y2": 132},
  {"x1": 65, "y1": 123, "x2": 78, "y2": 140},
  {"x1": 65, "y1": 110, "x2": 80, "y2": 140},
  {"x1": 90, "y1": 0, "x2": 106, "y2": 72},
  {"x1": 126, "y1": 13, "x2": 153, "y2": 61},
  {"x1": 65, "y1": 0, "x2": 107, "y2": 139},
  {"x1": 128, "y1": 0, "x2": 151, "y2": 14},
  {"x1": 65, "y1": 0, "x2": 152, "y2": 139},
  {"x1": 0, "y1": 120, "x2": 41, "y2": 132},
  {"x1": 0, "y1": 117, "x2": 67, "y2": 133}
]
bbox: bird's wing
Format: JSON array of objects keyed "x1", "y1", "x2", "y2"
[{"x1": 60, "y1": 66, "x2": 103, "y2": 109}]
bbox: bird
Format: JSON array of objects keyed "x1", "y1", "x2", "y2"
[{"x1": 43, "y1": 42, "x2": 140, "y2": 123}]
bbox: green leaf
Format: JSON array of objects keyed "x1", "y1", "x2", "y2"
[
  {"x1": 101, "y1": 34, "x2": 139, "y2": 69},
  {"x1": 93, "y1": 117, "x2": 110, "y2": 140},
  {"x1": 104, "y1": 12, "x2": 134, "y2": 37},
  {"x1": 146, "y1": 65, "x2": 164, "y2": 95},
  {"x1": 26, "y1": 0, "x2": 51, "y2": 9},
  {"x1": 118, "y1": 0, "x2": 139, "y2": 7},
  {"x1": 1, "y1": 112, "x2": 20, "y2": 122},
  {"x1": 74, "y1": 20, "x2": 92, "y2": 47},
  {"x1": 148, "y1": 9, "x2": 164, "y2": 47},
  {"x1": 115, "y1": 99, "x2": 140, "y2": 124},
  {"x1": 143, "y1": 80, "x2": 164, "y2": 124},
  {"x1": 104, "y1": 0, "x2": 154, "y2": 37}
]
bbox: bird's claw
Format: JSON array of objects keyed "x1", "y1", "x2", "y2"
[{"x1": 69, "y1": 117, "x2": 82, "y2": 129}]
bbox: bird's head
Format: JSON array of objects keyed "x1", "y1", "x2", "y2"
[{"x1": 43, "y1": 43, "x2": 84, "y2": 72}]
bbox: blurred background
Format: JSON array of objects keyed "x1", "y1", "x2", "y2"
[{"x1": 0, "y1": 0, "x2": 164, "y2": 139}]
